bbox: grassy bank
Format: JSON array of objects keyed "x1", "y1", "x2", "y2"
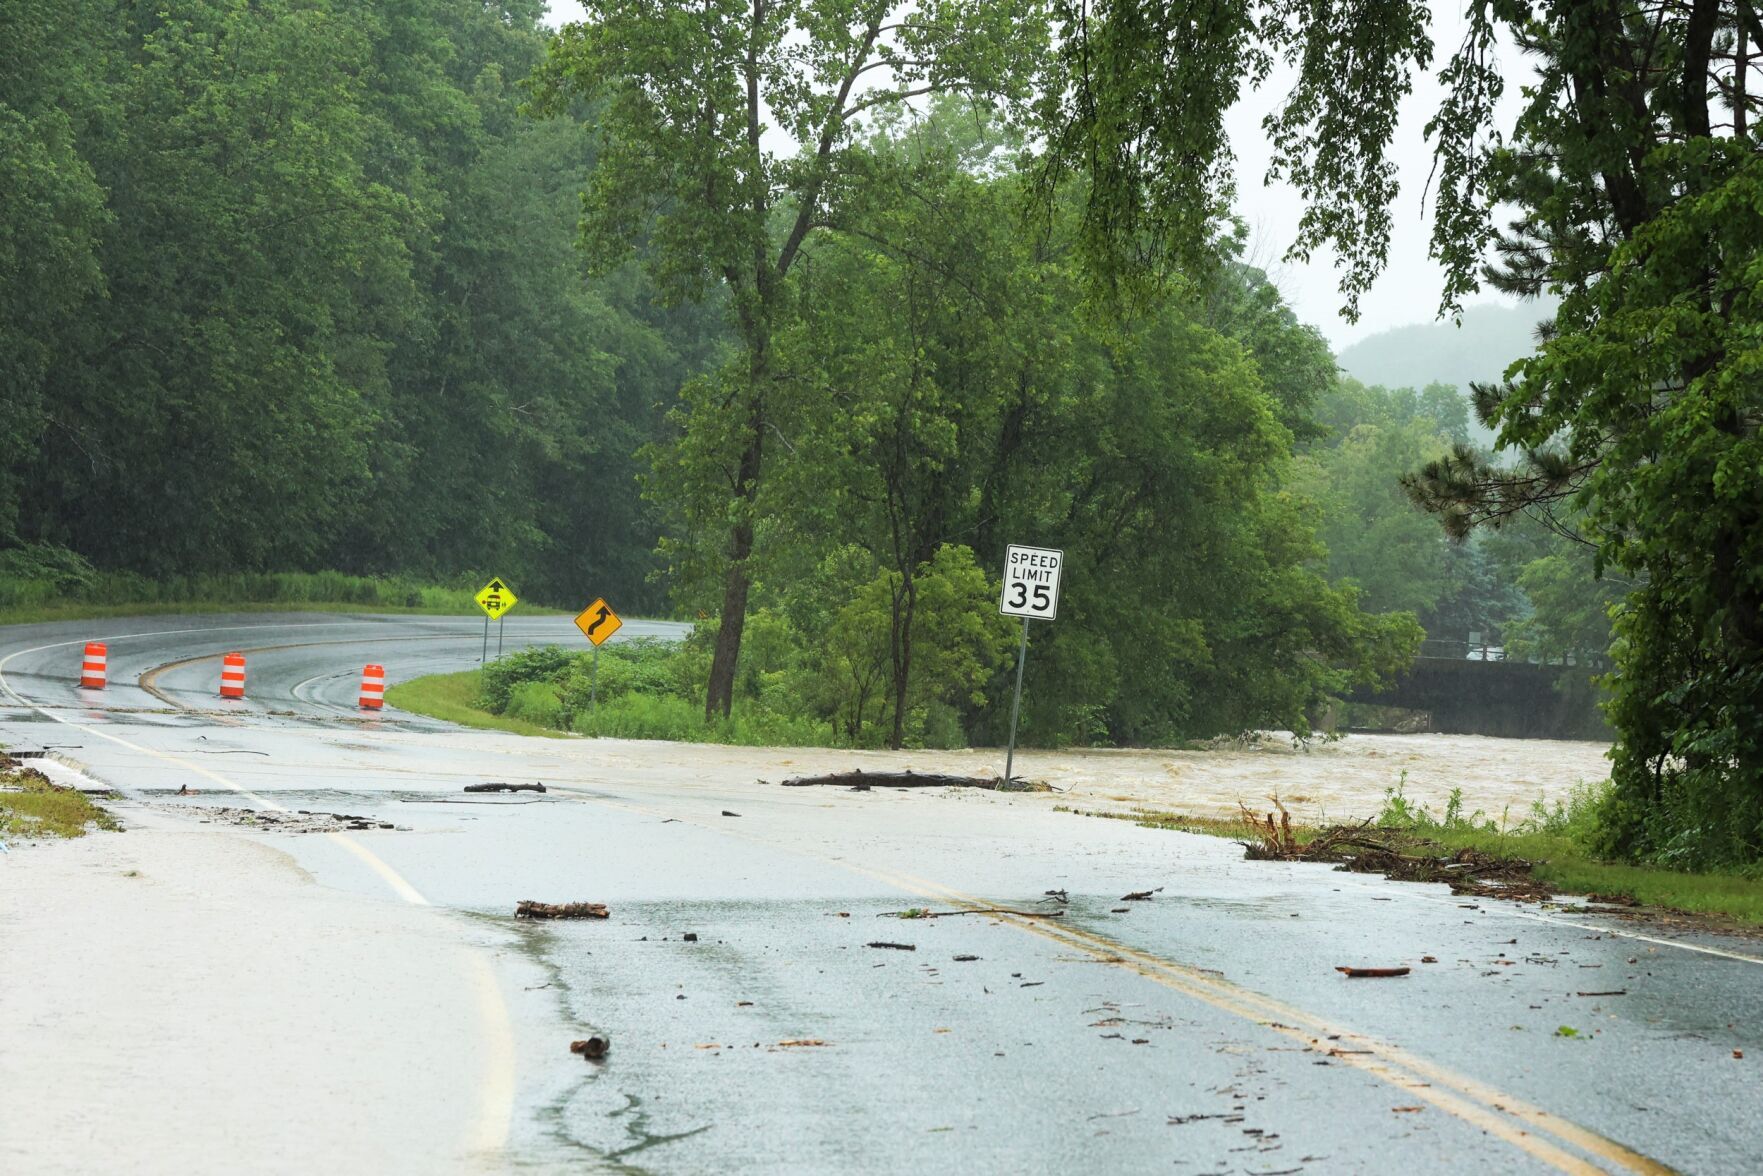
[
  {"x1": 383, "y1": 671, "x2": 574, "y2": 739},
  {"x1": 1062, "y1": 784, "x2": 1763, "y2": 927},
  {"x1": 0, "y1": 569, "x2": 568, "y2": 626},
  {"x1": 0, "y1": 755, "x2": 117, "y2": 840},
  {"x1": 388, "y1": 660, "x2": 843, "y2": 748}
]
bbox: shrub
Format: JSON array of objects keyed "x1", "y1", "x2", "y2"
[{"x1": 479, "y1": 645, "x2": 575, "y2": 712}]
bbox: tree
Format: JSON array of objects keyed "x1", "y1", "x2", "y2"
[
  {"x1": 0, "y1": 1, "x2": 109, "y2": 541},
  {"x1": 1400, "y1": 4, "x2": 1763, "y2": 865},
  {"x1": 531, "y1": 0, "x2": 1048, "y2": 718},
  {"x1": 747, "y1": 105, "x2": 1421, "y2": 746},
  {"x1": 1039, "y1": 2, "x2": 1763, "y2": 864},
  {"x1": 2, "y1": 1, "x2": 702, "y2": 607}
]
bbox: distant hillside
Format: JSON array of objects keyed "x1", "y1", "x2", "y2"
[
  {"x1": 1335, "y1": 300, "x2": 1555, "y2": 445},
  {"x1": 1336, "y1": 300, "x2": 1553, "y2": 392}
]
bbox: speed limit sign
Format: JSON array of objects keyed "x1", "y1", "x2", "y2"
[{"x1": 1000, "y1": 544, "x2": 1063, "y2": 621}]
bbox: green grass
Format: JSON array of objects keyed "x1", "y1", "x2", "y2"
[
  {"x1": 0, "y1": 759, "x2": 117, "y2": 839},
  {"x1": 383, "y1": 671, "x2": 574, "y2": 739},
  {"x1": 1060, "y1": 786, "x2": 1763, "y2": 927},
  {"x1": 1055, "y1": 804, "x2": 1269, "y2": 841},
  {"x1": 0, "y1": 569, "x2": 569, "y2": 626},
  {"x1": 1398, "y1": 823, "x2": 1763, "y2": 925}
]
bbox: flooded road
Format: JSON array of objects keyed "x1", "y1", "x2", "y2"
[{"x1": 1, "y1": 614, "x2": 1752, "y2": 1175}]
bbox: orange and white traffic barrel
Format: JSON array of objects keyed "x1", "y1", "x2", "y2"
[
  {"x1": 359, "y1": 663, "x2": 385, "y2": 710},
  {"x1": 219, "y1": 652, "x2": 247, "y2": 699},
  {"x1": 79, "y1": 642, "x2": 107, "y2": 690}
]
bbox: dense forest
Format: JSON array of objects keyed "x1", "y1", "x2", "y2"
[
  {"x1": 1, "y1": 0, "x2": 720, "y2": 608},
  {"x1": 0, "y1": 0, "x2": 1603, "y2": 740},
  {"x1": 7, "y1": 3, "x2": 1756, "y2": 863}
]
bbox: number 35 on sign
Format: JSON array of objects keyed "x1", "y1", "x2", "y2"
[{"x1": 1000, "y1": 544, "x2": 1063, "y2": 621}]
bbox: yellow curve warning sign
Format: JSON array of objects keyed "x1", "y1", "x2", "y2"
[
  {"x1": 574, "y1": 598, "x2": 622, "y2": 646},
  {"x1": 475, "y1": 577, "x2": 518, "y2": 620}
]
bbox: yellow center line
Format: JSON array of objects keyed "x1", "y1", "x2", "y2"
[
  {"x1": 0, "y1": 626, "x2": 1675, "y2": 1172},
  {"x1": 543, "y1": 785, "x2": 1673, "y2": 1175}
]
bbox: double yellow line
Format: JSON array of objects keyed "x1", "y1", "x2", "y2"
[
  {"x1": 928, "y1": 878, "x2": 1668, "y2": 1175},
  {"x1": 548, "y1": 784, "x2": 1672, "y2": 1175}
]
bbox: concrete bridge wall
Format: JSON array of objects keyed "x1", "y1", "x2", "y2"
[{"x1": 1347, "y1": 658, "x2": 1609, "y2": 741}]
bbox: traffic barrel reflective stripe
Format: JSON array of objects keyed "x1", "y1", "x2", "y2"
[
  {"x1": 219, "y1": 652, "x2": 247, "y2": 699},
  {"x1": 359, "y1": 663, "x2": 385, "y2": 710},
  {"x1": 79, "y1": 642, "x2": 107, "y2": 690}
]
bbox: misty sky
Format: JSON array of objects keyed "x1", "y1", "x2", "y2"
[{"x1": 541, "y1": 2, "x2": 1522, "y2": 349}]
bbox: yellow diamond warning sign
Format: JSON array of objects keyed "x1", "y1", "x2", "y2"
[
  {"x1": 574, "y1": 598, "x2": 622, "y2": 646},
  {"x1": 475, "y1": 577, "x2": 518, "y2": 620}
]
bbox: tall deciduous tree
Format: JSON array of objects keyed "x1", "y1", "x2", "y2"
[
  {"x1": 531, "y1": 0, "x2": 1048, "y2": 718},
  {"x1": 1039, "y1": 1, "x2": 1763, "y2": 862},
  {"x1": 756, "y1": 106, "x2": 1420, "y2": 746}
]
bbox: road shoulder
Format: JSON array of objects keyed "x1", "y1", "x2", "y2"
[{"x1": 0, "y1": 828, "x2": 508, "y2": 1176}]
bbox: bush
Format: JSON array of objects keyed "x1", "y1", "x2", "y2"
[
  {"x1": 503, "y1": 680, "x2": 565, "y2": 729},
  {"x1": 478, "y1": 645, "x2": 576, "y2": 712},
  {"x1": 556, "y1": 638, "x2": 696, "y2": 715},
  {"x1": 0, "y1": 543, "x2": 98, "y2": 592},
  {"x1": 572, "y1": 692, "x2": 833, "y2": 746}
]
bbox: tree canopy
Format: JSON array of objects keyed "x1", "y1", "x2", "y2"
[{"x1": 1037, "y1": 0, "x2": 1763, "y2": 863}]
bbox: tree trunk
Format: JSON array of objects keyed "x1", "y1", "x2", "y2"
[
  {"x1": 889, "y1": 573, "x2": 916, "y2": 750},
  {"x1": 704, "y1": 384, "x2": 765, "y2": 720},
  {"x1": 704, "y1": 515, "x2": 755, "y2": 720}
]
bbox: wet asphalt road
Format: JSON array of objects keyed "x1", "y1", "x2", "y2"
[{"x1": 3, "y1": 613, "x2": 1760, "y2": 1175}]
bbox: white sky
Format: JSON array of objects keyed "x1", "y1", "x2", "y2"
[{"x1": 540, "y1": 2, "x2": 1520, "y2": 348}]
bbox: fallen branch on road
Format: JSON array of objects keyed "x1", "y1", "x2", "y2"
[
  {"x1": 779, "y1": 769, "x2": 1050, "y2": 793},
  {"x1": 516, "y1": 900, "x2": 609, "y2": 919}
]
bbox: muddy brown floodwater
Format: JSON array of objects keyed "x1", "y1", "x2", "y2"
[{"x1": 699, "y1": 731, "x2": 1612, "y2": 825}]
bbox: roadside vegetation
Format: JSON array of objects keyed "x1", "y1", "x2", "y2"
[
  {"x1": 0, "y1": 754, "x2": 116, "y2": 841},
  {"x1": 0, "y1": 545, "x2": 565, "y2": 626},
  {"x1": 1062, "y1": 776, "x2": 1763, "y2": 927},
  {"x1": 8, "y1": 4, "x2": 1760, "y2": 871},
  {"x1": 392, "y1": 640, "x2": 864, "y2": 749},
  {"x1": 381, "y1": 672, "x2": 574, "y2": 741}
]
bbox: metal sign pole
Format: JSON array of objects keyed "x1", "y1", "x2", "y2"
[
  {"x1": 591, "y1": 644, "x2": 600, "y2": 712},
  {"x1": 1003, "y1": 616, "x2": 1030, "y2": 785},
  {"x1": 481, "y1": 614, "x2": 489, "y2": 664},
  {"x1": 498, "y1": 616, "x2": 505, "y2": 658}
]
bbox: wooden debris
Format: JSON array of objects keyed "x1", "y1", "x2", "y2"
[
  {"x1": 866, "y1": 941, "x2": 916, "y2": 951},
  {"x1": 516, "y1": 900, "x2": 609, "y2": 919},
  {"x1": 776, "y1": 1039, "x2": 828, "y2": 1048},
  {"x1": 466, "y1": 782, "x2": 545, "y2": 793},
  {"x1": 1335, "y1": 966, "x2": 1411, "y2": 978},
  {"x1": 778, "y1": 769, "x2": 1049, "y2": 793},
  {"x1": 1241, "y1": 796, "x2": 1303, "y2": 857},
  {"x1": 569, "y1": 1036, "x2": 609, "y2": 1059},
  {"x1": 1121, "y1": 887, "x2": 1164, "y2": 902},
  {"x1": 1575, "y1": 990, "x2": 1627, "y2": 997}
]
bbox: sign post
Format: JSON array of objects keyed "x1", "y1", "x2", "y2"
[
  {"x1": 998, "y1": 544, "x2": 1063, "y2": 785},
  {"x1": 573, "y1": 597, "x2": 624, "y2": 714},
  {"x1": 474, "y1": 577, "x2": 518, "y2": 663}
]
